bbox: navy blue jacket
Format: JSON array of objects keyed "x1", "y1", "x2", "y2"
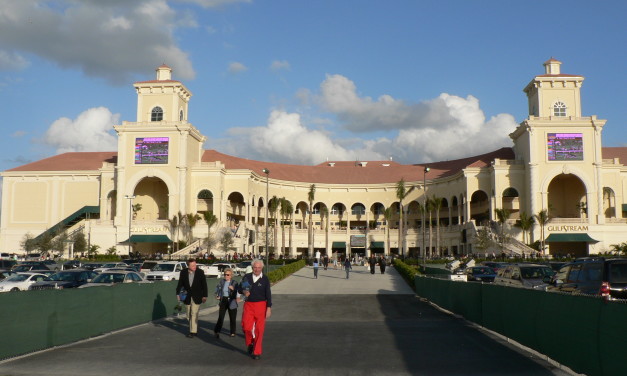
[{"x1": 238, "y1": 273, "x2": 272, "y2": 308}]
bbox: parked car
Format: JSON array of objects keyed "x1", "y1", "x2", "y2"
[
  {"x1": 29, "y1": 270, "x2": 98, "y2": 290},
  {"x1": 11, "y1": 262, "x2": 50, "y2": 273},
  {"x1": 146, "y1": 261, "x2": 186, "y2": 281},
  {"x1": 212, "y1": 262, "x2": 241, "y2": 276},
  {"x1": 464, "y1": 266, "x2": 497, "y2": 282},
  {"x1": 62, "y1": 260, "x2": 83, "y2": 270},
  {"x1": 41, "y1": 259, "x2": 61, "y2": 271},
  {"x1": 236, "y1": 261, "x2": 253, "y2": 275},
  {"x1": 481, "y1": 261, "x2": 508, "y2": 273},
  {"x1": 79, "y1": 271, "x2": 148, "y2": 288},
  {"x1": 0, "y1": 259, "x2": 17, "y2": 275},
  {"x1": 547, "y1": 258, "x2": 627, "y2": 300},
  {"x1": 82, "y1": 263, "x2": 104, "y2": 271},
  {"x1": 0, "y1": 272, "x2": 48, "y2": 292},
  {"x1": 140, "y1": 260, "x2": 159, "y2": 274},
  {"x1": 494, "y1": 263, "x2": 555, "y2": 290},
  {"x1": 93, "y1": 262, "x2": 129, "y2": 273}
]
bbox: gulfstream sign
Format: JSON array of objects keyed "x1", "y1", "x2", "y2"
[{"x1": 547, "y1": 225, "x2": 589, "y2": 232}]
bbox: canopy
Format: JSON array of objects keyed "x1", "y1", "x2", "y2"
[
  {"x1": 370, "y1": 241, "x2": 385, "y2": 249},
  {"x1": 332, "y1": 241, "x2": 346, "y2": 248},
  {"x1": 120, "y1": 235, "x2": 172, "y2": 243},
  {"x1": 545, "y1": 233, "x2": 598, "y2": 243}
]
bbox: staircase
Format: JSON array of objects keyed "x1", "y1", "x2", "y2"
[
  {"x1": 34, "y1": 206, "x2": 99, "y2": 242},
  {"x1": 171, "y1": 239, "x2": 202, "y2": 258}
]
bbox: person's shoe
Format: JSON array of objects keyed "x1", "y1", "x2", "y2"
[
  {"x1": 252, "y1": 354, "x2": 261, "y2": 360},
  {"x1": 186, "y1": 333, "x2": 195, "y2": 338},
  {"x1": 214, "y1": 332, "x2": 219, "y2": 339},
  {"x1": 230, "y1": 333, "x2": 236, "y2": 337},
  {"x1": 247, "y1": 344, "x2": 254, "y2": 355}
]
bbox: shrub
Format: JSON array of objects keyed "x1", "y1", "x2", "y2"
[
  {"x1": 267, "y1": 259, "x2": 305, "y2": 284},
  {"x1": 393, "y1": 258, "x2": 421, "y2": 291}
]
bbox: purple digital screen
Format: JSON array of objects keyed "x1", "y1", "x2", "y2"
[
  {"x1": 135, "y1": 137, "x2": 169, "y2": 164},
  {"x1": 547, "y1": 133, "x2": 583, "y2": 161}
]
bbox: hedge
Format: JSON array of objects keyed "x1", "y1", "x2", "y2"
[
  {"x1": 267, "y1": 259, "x2": 306, "y2": 284},
  {"x1": 393, "y1": 258, "x2": 421, "y2": 291}
]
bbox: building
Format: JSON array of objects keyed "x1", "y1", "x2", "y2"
[{"x1": 2, "y1": 60, "x2": 626, "y2": 258}]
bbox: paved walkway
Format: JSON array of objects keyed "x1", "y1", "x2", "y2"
[{"x1": 0, "y1": 265, "x2": 570, "y2": 375}]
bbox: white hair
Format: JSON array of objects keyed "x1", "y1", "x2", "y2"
[{"x1": 252, "y1": 259, "x2": 264, "y2": 267}]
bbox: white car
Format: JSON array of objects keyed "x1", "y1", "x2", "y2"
[
  {"x1": 146, "y1": 261, "x2": 187, "y2": 281},
  {"x1": 0, "y1": 272, "x2": 48, "y2": 292},
  {"x1": 198, "y1": 264, "x2": 221, "y2": 278},
  {"x1": 212, "y1": 262, "x2": 241, "y2": 276}
]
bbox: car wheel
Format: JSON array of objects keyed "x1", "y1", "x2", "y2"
[{"x1": 11, "y1": 287, "x2": 20, "y2": 292}]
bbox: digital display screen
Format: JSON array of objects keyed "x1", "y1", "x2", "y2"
[
  {"x1": 350, "y1": 235, "x2": 366, "y2": 247},
  {"x1": 547, "y1": 133, "x2": 583, "y2": 161},
  {"x1": 135, "y1": 137, "x2": 169, "y2": 164}
]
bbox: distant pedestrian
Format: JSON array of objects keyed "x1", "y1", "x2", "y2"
[
  {"x1": 313, "y1": 259, "x2": 319, "y2": 279},
  {"x1": 344, "y1": 258, "x2": 352, "y2": 279},
  {"x1": 214, "y1": 268, "x2": 240, "y2": 338},
  {"x1": 176, "y1": 258, "x2": 208, "y2": 338},
  {"x1": 368, "y1": 255, "x2": 376, "y2": 274},
  {"x1": 379, "y1": 256, "x2": 386, "y2": 274},
  {"x1": 238, "y1": 259, "x2": 272, "y2": 360},
  {"x1": 315, "y1": 250, "x2": 321, "y2": 262},
  {"x1": 323, "y1": 255, "x2": 329, "y2": 270}
]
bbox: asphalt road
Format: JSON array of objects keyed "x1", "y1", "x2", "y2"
[{"x1": 0, "y1": 265, "x2": 572, "y2": 376}]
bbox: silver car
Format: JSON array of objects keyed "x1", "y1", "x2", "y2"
[
  {"x1": 79, "y1": 271, "x2": 148, "y2": 288},
  {"x1": 494, "y1": 264, "x2": 554, "y2": 290}
]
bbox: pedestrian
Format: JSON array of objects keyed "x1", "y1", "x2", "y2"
[
  {"x1": 315, "y1": 250, "x2": 321, "y2": 262},
  {"x1": 214, "y1": 268, "x2": 240, "y2": 338},
  {"x1": 238, "y1": 259, "x2": 272, "y2": 360},
  {"x1": 368, "y1": 255, "x2": 376, "y2": 274},
  {"x1": 313, "y1": 259, "x2": 319, "y2": 279},
  {"x1": 344, "y1": 257, "x2": 352, "y2": 279},
  {"x1": 176, "y1": 258, "x2": 208, "y2": 338},
  {"x1": 323, "y1": 254, "x2": 329, "y2": 270},
  {"x1": 379, "y1": 256, "x2": 386, "y2": 274}
]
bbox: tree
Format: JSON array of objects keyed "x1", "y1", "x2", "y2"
[
  {"x1": 395, "y1": 179, "x2": 410, "y2": 258},
  {"x1": 201, "y1": 211, "x2": 218, "y2": 252},
  {"x1": 184, "y1": 213, "x2": 201, "y2": 244},
  {"x1": 37, "y1": 231, "x2": 56, "y2": 257},
  {"x1": 20, "y1": 233, "x2": 38, "y2": 253},
  {"x1": 280, "y1": 198, "x2": 293, "y2": 257},
  {"x1": 168, "y1": 214, "x2": 180, "y2": 254},
  {"x1": 308, "y1": 184, "x2": 316, "y2": 257},
  {"x1": 269, "y1": 196, "x2": 280, "y2": 256},
  {"x1": 220, "y1": 231, "x2": 236, "y2": 255},
  {"x1": 515, "y1": 212, "x2": 535, "y2": 245},
  {"x1": 88, "y1": 244, "x2": 101, "y2": 258},
  {"x1": 73, "y1": 232, "x2": 87, "y2": 256},
  {"x1": 105, "y1": 246, "x2": 116, "y2": 256},
  {"x1": 132, "y1": 203, "x2": 142, "y2": 219},
  {"x1": 475, "y1": 226, "x2": 495, "y2": 252},
  {"x1": 494, "y1": 208, "x2": 511, "y2": 253},
  {"x1": 609, "y1": 242, "x2": 627, "y2": 256},
  {"x1": 534, "y1": 209, "x2": 551, "y2": 255},
  {"x1": 51, "y1": 231, "x2": 69, "y2": 257},
  {"x1": 383, "y1": 207, "x2": 393, "y2": 256}
]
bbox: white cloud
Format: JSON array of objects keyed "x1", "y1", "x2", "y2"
[
  {"x1": 228, "y1": 61, "x2": 248, "y2": 74},
  {"x1": 11, "y1": 130, "x2": 26, "y2": 138},
  {"x1": 0, "y1": 50, "x2": 29, "y2": 71},
  {"x1": 43, "y1": 107, "x2": 119, "y2": 154},
  {"x1": 0, "y1": 0, "x2": 197, "y2": 84},
  {"x1": 175, "y1": 0, "x2": 251, "y2": 8},
  {"x1": 270, "y1": 60, "x2": 290, "y2": 71}
]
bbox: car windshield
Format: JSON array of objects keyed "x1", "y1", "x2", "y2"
[
  {"x1": 46, "y1": 272, "x2": 81, "y2": 282},
  {"x1": 609, "y1": 263, "x2": 627, "y2": 283},
  {"x1": 92, "y1": 273, "x2": 126, "y2": 284},
  {"x1": 101, "y1": 263, "x2": 118, "y2": 268},
  {"x1": 520, "y1": 267, "x2": 554, "y2": 279},
  {"x1": 152, "y1": 264, "x2": 175, "y2": 272},
  {"x1": 5, "y1": 274, "x2": 29, "y2": 282},
  {"x1": 141, "y1": 262, "x2": 158, "y2": 270},
  {"x1": 12, "y1": 266, "x2": 30, "y2": 272}
]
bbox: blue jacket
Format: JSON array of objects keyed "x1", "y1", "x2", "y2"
[{"x1": 215, "y1": 279, "x2": 239, "y2": 310}]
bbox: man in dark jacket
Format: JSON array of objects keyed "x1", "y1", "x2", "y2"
[
  {"x1": 238, "y1": 259, "x2": 272, "y2": 360},
  {"x1": 176, "y1": 258, "x2": 208, "y2": 337}
]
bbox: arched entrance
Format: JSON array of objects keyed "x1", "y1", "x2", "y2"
[
  {"x1": 548, "y1": 174, "x2": 587, "y2": 219},
  {"x1": 130, "y1": 177, "x2": 169, "y2": 256}
]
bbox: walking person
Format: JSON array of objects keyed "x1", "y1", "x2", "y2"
[
  {"x1": 313, "y1": 259, "x2": 319, "y2": 279},
  {"x1": 238, "y1": 259, "x2": 272, "y2": 360},
  {"x1": 176, "y1": 258, "x2": 208, "y2": 338},
  {"x1": 344, "y1": 257, "x2": 352, "y2": 279},
  {"x1": 368, "y1": 255, "x2": 376, "y2": 274},
  {"x1": 379, "y1": 256, "x2": 386, "y2": 274},
  {"x1": 214, "y1": 268, "x2": 240, "y2": 338}
]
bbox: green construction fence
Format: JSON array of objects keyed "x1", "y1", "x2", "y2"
[{"x1": 415, "y1": 276, "x2": 627, "y2": 376}]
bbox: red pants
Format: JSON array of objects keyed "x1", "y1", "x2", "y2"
[{"x1": 242, "y1": 301, "x2": 267, "y2": 355}]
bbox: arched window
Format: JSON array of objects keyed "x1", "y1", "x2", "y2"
[
  {"x1": 553, "y1": 101, "x2": 567, "y2": 117},
  {"x1": 151, "y1": 106, "x2": 164, "y2": 121}
]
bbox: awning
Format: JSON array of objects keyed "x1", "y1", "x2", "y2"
[
  {"x1": 370, "y1": 241, "x2": 385, "y2": 249},
  {"x1": 622, "y1": 204, "x2": 627, "y2": 212},
  {"x1": 545, "y1": 233, "x2": 599, "y2": 243},
  {"x1": 121, "y1": 235, "x2": 172, "y2": 243},
  {"x1": 332, "y1": 241, "x2": 346, "y2": 248}
]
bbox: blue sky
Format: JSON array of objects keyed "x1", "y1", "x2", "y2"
[{"x1": 0, "y1": 0, "x2": 625, "y2": 176}]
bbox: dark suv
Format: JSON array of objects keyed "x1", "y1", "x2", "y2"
[{"x1": 547, "y1": 257, "x2": 627, "y2": 300}]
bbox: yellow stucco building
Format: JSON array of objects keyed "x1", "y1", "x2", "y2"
[{"x1": 2, "y1": 59, "x2": 626, "y2": 258}]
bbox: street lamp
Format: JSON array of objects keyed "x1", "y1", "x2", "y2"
[
  {"x1": 262, "y1": 168, "x2": 270, "y2": 274},
  {"x1": 125, "y1": 195, "x2": 135, "y2": 257},
  {"x1": 422, "y1": 167, "x2": 430, "y2": 268}
]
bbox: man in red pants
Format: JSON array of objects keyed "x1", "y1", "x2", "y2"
[{"x1": 239, "y1": 259, "x2": 272, "y2": 360}]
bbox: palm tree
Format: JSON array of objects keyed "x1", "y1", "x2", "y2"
[
  {"x1": 185, "y1": 213, "x2": 201, "y2": 244},
  {"x1": 426, "y1": 197, "x2": 434, "y2": 257},
  {"x1": 396, "y1": 179, "x2": 409, "y2": 258},
  {"x1": 167, "y1": 215, "x2": 179, "y2": 254},
  {"x1": 515, "y1": 212, "x2": 535, "y2": 245},
  {"x1": 308, "y1": 184, "x2": 316, "y2": 257},
  {"x1": 269, "y1": 196, "x2": 280, "y2": 256},
  {"x1": 201, "y1": 211, "x2": 218, "y2": 252},
  {"x1": 279, "y1": 198, "x2": 293, "y2": 257},
  {"x1": 431, "y1": 196, "x2": 443, "y2": 257},
  {"x1": 383, "y1": 207, "x2": 393, "y2": 256},
  {"x1": 494, "y1": 208, "x2": 511, "y2": 253},
  {"x1": 534, "y1": 209, "x2": 550, "y2": 255}
]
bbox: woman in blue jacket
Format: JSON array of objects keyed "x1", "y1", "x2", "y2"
[{"x1": 214, "y1": 268, "x2": 240, "y2": 338}]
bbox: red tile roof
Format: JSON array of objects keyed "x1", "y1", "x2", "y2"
[
  {"x1": 6, "y1": 152, "x2": 117, "y2": 172},
  {"x1": 602, "y1": 147, "x2": 627, "y2": 164}
]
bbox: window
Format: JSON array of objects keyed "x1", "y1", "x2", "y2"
[
  {"x1": 553, "y1": 101, "x2": 566, "y2": 117},
  {"x1": 151, "y1": 106, "x2": 164, "y2": 121},
  {"x1": 351, "y1": 204, "x2": 365, "y2": 215},
  {"x1": 179, "y1": 110, "x2": 184, "y2": 121}
]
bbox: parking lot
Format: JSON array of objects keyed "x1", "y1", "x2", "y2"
[{"x1": 0, "y1": 265, "x2": 572, "y2": 376}]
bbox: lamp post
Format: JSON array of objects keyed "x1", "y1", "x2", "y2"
[
  {"x1": 262, "y1": 168, "x2": 270, "y2": 274},
  {"x1": 422, "y1": 167, "x2": 430, "y2": 268},
  {"x1": 125, "y1": 195, "x2": 135, "y2": 257}
]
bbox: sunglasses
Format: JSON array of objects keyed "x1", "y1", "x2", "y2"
[{"x1": 225, "y1": 274, "x2": 232, "y2": 276}]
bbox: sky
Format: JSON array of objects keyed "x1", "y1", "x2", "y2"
[{"x1": 0, "y1": 0, "x2": 625, "y2": 180}]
